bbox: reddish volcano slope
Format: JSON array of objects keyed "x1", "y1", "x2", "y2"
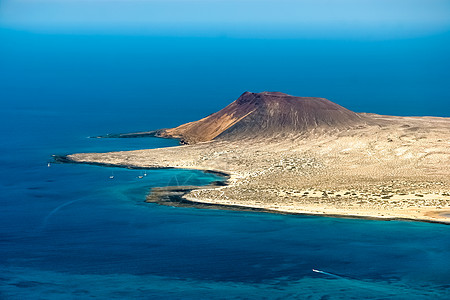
[{"x1": 159, "y1": 91, "x2": 366, "y2": 144}]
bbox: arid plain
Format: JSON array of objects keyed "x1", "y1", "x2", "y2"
[{"x1": 67, "y1": 92, "x2": 450, "y2": 223}]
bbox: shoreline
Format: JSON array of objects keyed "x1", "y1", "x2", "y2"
[
  {"x1": 162, "y1": 186, "x2": 450, "y2": 225},
  {"x1": 53, "y1": 155, "x2": 174, "y2": 170},
  {"x1": 54, "y1": 155, "x2": 231, "y2": 179},
  {"x1": 56, "y1": 155, "x2": 450, "y2": 225}
]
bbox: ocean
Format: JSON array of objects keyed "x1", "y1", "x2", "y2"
[{"x1": 1, "y1": 29, "x2": 449, "y2": 299}]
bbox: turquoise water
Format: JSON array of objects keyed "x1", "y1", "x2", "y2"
[
  {"x1": 1, "y1": 109, "x2": 449, "y2": 299},
  {"x1": 1, "y1": 29, "x2": 449, "y2": 299}
]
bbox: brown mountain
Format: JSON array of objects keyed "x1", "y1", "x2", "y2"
[{"x1": 156, "y1": 91, "x2": 366, "y2": 144}]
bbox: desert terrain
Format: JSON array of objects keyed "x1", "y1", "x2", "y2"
[{"x1": 67, "y1": 92, "x2": 450, "y2": 223}]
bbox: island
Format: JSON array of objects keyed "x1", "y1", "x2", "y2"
[{"x1": 64, "y1": 92, "x2": 450, "y2": 223}]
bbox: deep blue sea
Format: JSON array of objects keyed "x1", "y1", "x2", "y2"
[{"x1": 1, "y1": 29, "x2": 450, "y2": 299}]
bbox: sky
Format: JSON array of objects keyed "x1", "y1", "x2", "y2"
[{"x1": 1, "y1": 0, "x2": 450, "y2": 39}]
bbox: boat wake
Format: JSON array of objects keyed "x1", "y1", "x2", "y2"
[
  {"x1": 312, "y1": 269, "x2": 344, "y2": 279},
  {"x1": 38, "y1": 197, "x2": 89, "y2": 232}
]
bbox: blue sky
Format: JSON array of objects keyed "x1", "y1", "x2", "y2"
[{"x1": 1, "y1": 0, "x2": 450, "y2": 39}]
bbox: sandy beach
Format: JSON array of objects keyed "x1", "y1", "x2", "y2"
[{"x1": 66, "y1": 113, "x2": 450, "y2": 224}]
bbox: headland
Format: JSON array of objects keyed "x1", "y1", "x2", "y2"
[{"x1": 65, "y1": 92, "x2": 450, "y2": 224}]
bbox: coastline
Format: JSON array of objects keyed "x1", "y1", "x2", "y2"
[
  {"x1": 53, "y1": 155, "x2": 174, "y2": 170},
  {"x1": 56, "y1": 154, "x2": 450, "y2": 225}
]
